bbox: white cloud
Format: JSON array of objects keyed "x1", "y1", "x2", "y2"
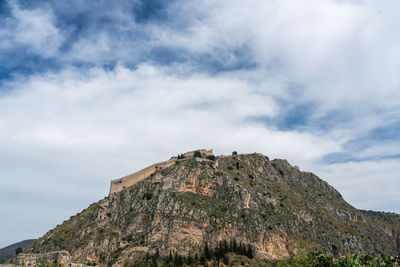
[{"x1": 3, "y1": 1, "x2": 64, "y2": 57}]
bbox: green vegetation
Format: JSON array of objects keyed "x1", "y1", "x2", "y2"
[
  {"x1": 34, "y1": 256, "x2": 62, "y2": 267},
  {"x1": 142, "y1": 192, "x2": 153, "y2": 200},
  {"x1": 126, "y1": 251, "x2": 400, "y2": 266},
  {"x1": 269, "y1": 252, "x2": 400, "y2": 267},
  {"x1": 170, "y1": 191, "x2": 233, "y2": 218},
  {"x1": 124, "y1": 240, "x2": 253, "y2": 267},
  {"x1": 193, "y1": 150, "x2": 202, "y2": 158},
  {"x1": 206, "y1": 155, "x2": 216, "y2": 160},
  {"x1": 15, "y1": 247, "x2": 23, "y2": 255}
]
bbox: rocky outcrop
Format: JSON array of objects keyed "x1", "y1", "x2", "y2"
[{"x1": 27, "y1": 152, "x2": 400, "y2": 266}]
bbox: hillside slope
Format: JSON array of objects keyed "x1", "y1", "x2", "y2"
[
  {"x1": 0, "y1": 239, "x2": 36, "y2": 259},
  {"x1": 26, "y1": 153, "x2": 400, "y2": 265}
]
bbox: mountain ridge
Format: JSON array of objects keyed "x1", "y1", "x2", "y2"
[
  {"x1": 0, "y1": 239, "x2": 36, "y2": 260},
  {"x1": 24, "y1": 151, "x2": 400, "y2": 266}
]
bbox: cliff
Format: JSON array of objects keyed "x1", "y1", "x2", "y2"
[{"x1": 26, "y1": 152, "x2": 400, "y2": 266}]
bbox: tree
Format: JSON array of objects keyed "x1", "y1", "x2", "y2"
[
  {"x1": 206, "y1": 155, "x2": 216, "y2": 161},
  {"x1": 247, "y1": 244, "x2": 254, "y2": 259},
  {"x1": 194, "y1": 150, "x2": 202, "y2": 158},
  {"x1": 223, "y1": 254, "x2": 230, "y2": 265},
  {"x1": 238, "y1": 242, "x2": 245, "y2": 255},
  {"x1": 15, "y1": 247, "x2": 23, "y2": 255},
  {"x1": 204, "y1": 243, "x2": 211, "y2": 260},
  {"x1": 222, "y1": 239, "x2": 228, "y2": 255},
  {"x1": 186, "y1": 254, "x2": 193, "y2": 265},
  {"x1": 200, "y1": 255, "x2": 206, "y2": 265},
  {"x1": 152, "y1": 248, "x2": 159, "y2": 265},
  {"x1": 231, "y1": 239, "x2": 238, "y2": 253},
  {"x1": 232, "y1": 151, "x2": 238, "y2": 156}
]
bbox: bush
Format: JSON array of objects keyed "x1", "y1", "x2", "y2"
[
  {"x1": 15, "y1": 247, "x2": 23, "y2": 255},
  {"x1": 143, "y1": 192, "x2": 153, "y2": 200},
  {"x1": 223, "y1": 254, "x2": 229, "y2": 265},
  {"x1": 206, "y1": 155, "x2": 216, "y2": 161},
  {"x1": 194, "y1": 150, "x2": 202, "y2": 158}
]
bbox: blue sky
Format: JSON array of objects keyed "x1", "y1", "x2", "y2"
[{"x1": 1, "y1": 0, "x2": 400, "y2": 248}]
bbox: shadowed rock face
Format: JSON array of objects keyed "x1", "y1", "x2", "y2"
[{"x1": 27, "y1": 153, "x2": 400, "y2": 265}]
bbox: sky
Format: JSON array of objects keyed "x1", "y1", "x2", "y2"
[{"x1": 0, "y1": 0, "x2": 400, "y2": 248}]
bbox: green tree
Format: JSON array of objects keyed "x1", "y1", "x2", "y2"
[
  {"x1": 194, "y1": 150, "x2": 202, "y2": 158},
  {"x1": 204, "y1": 243, "x2": 211, "y2": 260},
  {"x1": 206, "y1": 155, "x2": 216, "y2": 161},
  {"x1": 246, "y1": 244, "x2": 254, "y2": 259},
  {"x1": 186, "y1": 254, "x2": 193, "y2": 265},
  {"x1": 15, "y1": 247, "x2": 23, "y2": 255},
  {"x1": 199, "y1": 255, "x2": 206, "y2": 265},
  {"x1": 223, "y1": 254, "x2": 229, "y2": 265}
]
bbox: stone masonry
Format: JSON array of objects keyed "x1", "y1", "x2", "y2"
[
  {"x1": 15, "y1": 251, "x2": 70, "y2": 266},
  {"x1": 109, "y1": 149, "x2": 213, "y2": 195}
]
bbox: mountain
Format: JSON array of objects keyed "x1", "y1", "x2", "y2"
[
  {"x1": 0, "y1": 239, "x2": 36, "y2": 259},
  {"x1": 25, "y1": 151, "x2": 400, "y2": 266}
]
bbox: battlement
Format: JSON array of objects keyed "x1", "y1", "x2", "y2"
[{"x1": 109, "y1": 149, "x2": 213, "y2": 195}]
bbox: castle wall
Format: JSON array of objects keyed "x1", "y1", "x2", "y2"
[
  {"x1": 109, "y1": 149, "x2": 214, "y2": 195},
  {"x1": 109, "y1": 159, "x2": 176, "y2": 195},
  {"x1": 16, "y1": 251, "x2": 70, "y2": 267}
]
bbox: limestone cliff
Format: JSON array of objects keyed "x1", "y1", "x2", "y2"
[{"x1": 26, "y1": 152, "x2": 400, "y2": 266}]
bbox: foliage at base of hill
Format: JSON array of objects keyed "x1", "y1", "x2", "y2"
[
  {"x1": 116, "y1": 251, "x2": 400, "y2": 267},
  {"x1": 270, "y1": 252, "x2": 400, "y2": 267}
]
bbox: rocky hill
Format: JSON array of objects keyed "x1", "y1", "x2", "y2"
[{"x1": 26, "y1": 152, "x2": 400, "y2": 266}]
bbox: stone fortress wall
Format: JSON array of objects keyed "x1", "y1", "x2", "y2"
[
  {"x1": 109, "y1": 149, "x2": 213, "y2": 195},
  {"x1": 15, "y1": 251, "x2": 71, "y2": 267}
]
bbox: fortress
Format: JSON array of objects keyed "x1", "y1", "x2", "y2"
[{"x1": 109, "y1": 149, "x2": 214, "y2": 195}]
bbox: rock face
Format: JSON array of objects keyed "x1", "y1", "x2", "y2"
[
  {"x1": 27, "y1": 152, "x2": 400, "y2": 266},
  {"x1": 15, "y1": 251, "x2": 70, "y2": 266}
]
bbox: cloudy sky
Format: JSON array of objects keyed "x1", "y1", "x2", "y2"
[{"x1": 1, "y1": 0, "x2": 400, "y2": 247}]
